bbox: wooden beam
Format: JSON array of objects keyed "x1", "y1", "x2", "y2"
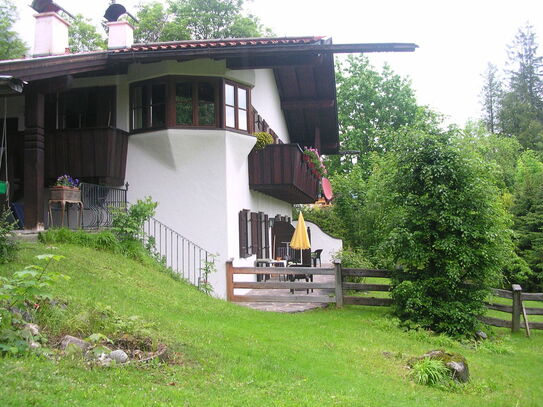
[
  {"x1": 281, "y1": 99, "x2": 335, "y2": 110},
  {"x1": 343, "y1": 297, "x2": 393, "y2": 306},
  {"x1": 233, "y1": 281, "x2": 335, "y2": 290},
  {"x1": 226, "y1": 54, "x2": 323, "y2": 69},
  {"x1": 109, "y1": 43, "x2": 419, "y2": 63},
  {"x1": 342, "y1": 269, "x2": 391, "y2": 278},
  {"x1": 232, "y1": 295, "x2": 334, "y2": 303},
  {"x1": 23, "y1": 89, "x2": 45, "y2": 231}
]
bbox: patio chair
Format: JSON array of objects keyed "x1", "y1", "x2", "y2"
[{"x1": 311, "y1": 249, "x2": 323, "y2": 267}]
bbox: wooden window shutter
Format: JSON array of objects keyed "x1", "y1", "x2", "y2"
[
  {"x1": 239, "y1": 209, "x2": 249, "y2": 258},
  {"x1": 264, "y1": 214, "x2": 270, "y2": 259},
  {"x1": 250, "y1": 212, "x2": 259, "y2": 257}
]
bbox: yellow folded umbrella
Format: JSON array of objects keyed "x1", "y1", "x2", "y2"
[{"x1": 290, "y1": 212, "x2": 311, "y2": 250}]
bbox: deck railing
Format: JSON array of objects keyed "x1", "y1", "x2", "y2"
[
  {"x1": 142, "y1": 216, "x2": 214, "y2": 288},
  {"x1": 79, "y1": 183, "x2": 214, "y2": 288},
  {"x1": 80, "y1": 182, "x2": 128, "y2": 229}
]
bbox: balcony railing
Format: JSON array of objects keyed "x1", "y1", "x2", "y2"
[
  {"x1": 45, "y1": 127, "x2": 129, "y2": 186},
  {"x1": 248, "y1": 144, "x2": 319, "y2": 204}
]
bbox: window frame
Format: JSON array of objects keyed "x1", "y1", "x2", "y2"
[
  {"x1": 224, "y1": 80, "x2": 251, "y2": 132},
  {"x1": 130, "y1": 78, "x2": 168, "y2": 132},
  {"x1": 129, "y1": 76, "x2": 252, "y2": 133}
]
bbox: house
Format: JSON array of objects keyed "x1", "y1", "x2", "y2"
[{"x1": 0, "y1": 4, "x2": 416, "y2": 297}]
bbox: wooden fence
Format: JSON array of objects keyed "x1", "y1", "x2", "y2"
[
  {"x1": 227, "y1": 260, "x2": 543, "y2": 333},
  {"x1": 482, "y1": 284, "x2": 543, "y2": 334},
  {"x1": 226, "y1": 260, "x2": 392, "y2": 306}
]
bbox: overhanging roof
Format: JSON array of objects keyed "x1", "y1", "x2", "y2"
[{"x1": 0, "y1": 36, "x2": 418, "y2": 154}]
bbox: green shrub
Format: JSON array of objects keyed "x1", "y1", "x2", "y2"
[
  {"x1": 252, "y1": 132, "x2": 274, "y2": 150},
  {"x1": 0, "y1": 208, "x2": 18, "y2": 263},
  {"x1": 409, "y1": 358, "x2": 450, "y2": 386},
  {"x1": 332, "y1": 248, "x2": 373, "y2": 268},
  {"x1": 0, "y1": 254, "x2": 67, "y2": 355},
  {"x1": 111, "y1": 197, "x2": 157, "y2": 242},
  {"x1": 386, "y1": 132, "x2": 513, "y2": 337}
]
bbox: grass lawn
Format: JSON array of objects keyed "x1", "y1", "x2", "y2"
[{"x1": 1, "y1": 242, "x2": 542, "y2": 407}]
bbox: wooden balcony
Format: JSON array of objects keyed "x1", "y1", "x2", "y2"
[
  {"x1": 248, "y1": 144, "x2": 319, "y2": 204},
  {"x1": 45, "y1": 127, "x2": 129, "y2": 186}
]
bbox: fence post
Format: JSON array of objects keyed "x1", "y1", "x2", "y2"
[
  {"x1": 334, "y1": 260, "x2": 343, "y2": 308},
  {"x1": 226, "y1": 259, "x2": 234, "y2": 302},
  {"x1": 512, "y1": 284, "x2": 522, "y2": 333}
]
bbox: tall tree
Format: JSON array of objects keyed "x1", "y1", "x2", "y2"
[
  {"x1": 498, "y1": 24, "x2": 543, "y2": 150},
  {"x1": 331, "y1": 55, "x2": 436, "y2": 174},
  {"x1": 387, "y1": 131, "x2": 514, "y2": 336},
  {"x1": 68, "y1": 14, "x2": 106, "y2": 53},
  {"x1": 480, "y1": 63, "x2": 503, "y2": 134},
  {"x1": 0, "y1": 0, "x2": 28, "y2": 60},
  {"x1": 511, "y1": 150, "x2": 543, "y2": 291},
  {"x1": 134, "y1": 0, "x2": 271, "y2": 44},
  {"x1": 507, "y1": 24, "x2": 543, "y2": 109}
]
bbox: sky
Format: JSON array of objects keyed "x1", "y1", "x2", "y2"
[{"x1": 12, "y1": 0, "x2": 543, "y2": 126}]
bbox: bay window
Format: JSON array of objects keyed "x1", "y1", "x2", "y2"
[{"x1": 130, "y1": 76, "x2": 251, "y2": 132}]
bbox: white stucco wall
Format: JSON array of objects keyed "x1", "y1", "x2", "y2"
[
  {"x1": 126, "y1": 127, "x2": 292, "y2": 298},
  {"x1": 251, "y1": 69, "x2": 290, "y2": 143},
  {"x1": 38, "y1": 58, "x2": 294, "y2": 298},
  {"x1": 293, "y1": 220, "x2": 343, "y2": 266}
]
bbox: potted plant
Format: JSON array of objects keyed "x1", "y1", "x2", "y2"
[
  {"x1": 303, "y1": 147, "x2": 327, "y2": 178},
  {"x1": 252, "y1": 132, "x2": 274, "y2": 151},
  {"x1": 50, "y1": 174, "x2": 81, "y2": 201}
]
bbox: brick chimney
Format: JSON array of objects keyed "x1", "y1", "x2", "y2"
[
  {"x1": 107, "y1": 21, "x2": 134, "y2": 49},
  {"x1": 33, "y1": 12, "x2": 70, "y2": 57}
]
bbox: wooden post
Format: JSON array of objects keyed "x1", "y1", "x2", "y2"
[
  {"x1": 512, "y1": 284, "x2": 522, "y2": 333},
  {"x1": 334, "y1": 259, "x2": 343, "y2": 308},
  {"x1": 23, "y1": 89, "x2": 45, "y2": 231},
  {"x1": 226, "y1": 259, "x2": 234, "y2": 302}
]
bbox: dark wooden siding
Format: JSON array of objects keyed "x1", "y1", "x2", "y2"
[
  {"x1": 248, "y1": 144, "x2": 319, "y2": 204},
  {"x1": 45, "y1": 127, "x2": 129, "y2": 186}
]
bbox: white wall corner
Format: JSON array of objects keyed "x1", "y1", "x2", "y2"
[
  {"x1": 33, "y1": 12, "x2": 70, "y2": 57},
  {"x1": 107, "y1": 21, "x2": 134, "y2": 50}
]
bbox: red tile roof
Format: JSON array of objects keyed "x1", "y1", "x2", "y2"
[{"x1": 111, "y1": 36, "x2": 326, "y2": 53}]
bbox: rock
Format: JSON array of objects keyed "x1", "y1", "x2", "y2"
[
  {"x1": 417, "y1": 349, "x2": 470, "y2": 383},
  {"x1": 97, "y1": 353, "x2": 113, "y2": 367},
  {"x1": 23, "y1": 323, "x2": 40, "y2": 336},
  {"x1": 446, "y1": 360, "x2": 470, "y2": 383},
  {"x1": 60, "y1": 335, "x2": 90, "y2": 351},
  {"x1": 476, "y1": 330, "x2": 488, "y2": 340},
  {"x1": 110, "y1": 349, "x2": 129, "y2": 364},
  {"x1": 29, "y1": 341, "x2": 41, "y2": 349}
]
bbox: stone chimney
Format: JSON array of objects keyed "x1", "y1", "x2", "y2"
[
  {"x1": 107, "y1": 21, "x2": 134, "y2": 49},
  {"x1": 33, "y1": 12, "x2": 70, "y2": 57}
]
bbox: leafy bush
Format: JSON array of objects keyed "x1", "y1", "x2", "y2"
[
  {"x1": 0, "y1": 254, "x2": 67, "y2": 354},
  {"x1": 0, "y1": 208, "x2": 18, "y2": 263},
  {"x1": 332, "y1": 248, "x2": 373, "y2": 268},
  {"x1": 409, "y1": 358, "x2": 450, "y2": 386},
  {"x1": 252, "y1": 132, "x2": 274, "y2": 150},
  {"x1": 386, "y1": 132, "x2": 513, "y2": 336},
  {"x1": 112, "y1": 197, "x2": 157, "y2": 242}
]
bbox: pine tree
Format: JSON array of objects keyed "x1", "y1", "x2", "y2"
[{"x1": 481, "y1": 63, "x2": 503, "y2": 134}]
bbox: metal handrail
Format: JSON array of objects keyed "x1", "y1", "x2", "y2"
[
  {"x1": 77, "y1": 182, "x2": 214, "y2": 289},
  {"x1": 142, "y1": 216, "x2": 214, "y2": 288}
]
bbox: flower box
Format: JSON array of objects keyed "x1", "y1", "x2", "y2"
[{"x1": 49, "y1": 186, "x2": 81, "y2": 201}]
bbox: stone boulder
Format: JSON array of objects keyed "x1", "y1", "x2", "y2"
[
  {"x1": 60, "y1": 335, "x2": 90, "y2": 352},
  {"x1": 420, "y1": 349, "x2": 470, "y2": 383},
  {"x1": 110, "y1": 349, "x2": 129, "y2": 364}
]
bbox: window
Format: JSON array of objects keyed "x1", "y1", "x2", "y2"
[
  {"x1": 129, "y1": 76, "x2": 250, "y2": 132},
  {"x1": 175, "y1": 80, "x2": 217, "y2": 126},
  {"x1": 225, "y1": 82, "x2": 249, "y2": 131},
  {"x1": 50, "y1": 87, "x2": 116, "y2": 130},
  {"x1": 131, "y1": 82, "x2": 166, "y2": 130}
]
